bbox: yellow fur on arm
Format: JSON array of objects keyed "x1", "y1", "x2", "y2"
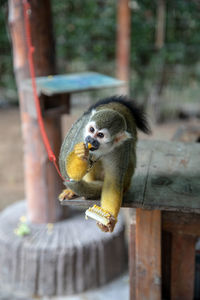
[
  {"x1": 66, "y1": 151, "x2": 88, "y2": 181},
  {"x1": 100, "y1": 176, "x2": 122, "y2": 219}
]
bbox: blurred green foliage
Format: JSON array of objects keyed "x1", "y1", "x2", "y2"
[
  {"x1": 0, "y1": 1, "x2": 16, "y2": 92},
  {"x1": 0, "y1": 0, "x2": 200, "y2": 103},
  {"x1": 52, "y1": 0, "x2": 116, "y2": 74}
]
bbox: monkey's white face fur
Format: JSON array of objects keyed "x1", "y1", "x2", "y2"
[
  {"x1": 84, "y1": 121, "x2": 111, "y2": 154},
  {"x1": 84, "y1": 120, "x2": 132, "y2": 157}
]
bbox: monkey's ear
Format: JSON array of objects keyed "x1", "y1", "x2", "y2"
[
  {"x1": 114, "y1": 131, "x2": 132, "y2": 145},
  {"x1": 91, "y1": 109, "x2": 96, "y2": 117},
  {"x1": 89, "y1": 109, "x2": 97, "y2": 121}
]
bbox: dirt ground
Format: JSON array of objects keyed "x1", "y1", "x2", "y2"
[{"x1": 0, "y1": 107, "x2": 200, "y2": 212}]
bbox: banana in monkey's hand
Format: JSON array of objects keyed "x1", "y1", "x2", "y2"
[
  {"x1": 66, "y1": 142, "x2": 90, "y2": 181},
  {"x1": 74, "y1": 142, "x2": 90, "y2": 160}
]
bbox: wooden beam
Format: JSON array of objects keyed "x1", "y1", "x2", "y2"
[
  {"x1": 133, "y1": 208, "x2": 162, "y2": 300},
  {"x1": 162, "y1": 212, "x2": 199, "y2": 299},
  {"x1": 162, "y1": 231, "x2": 172, "y2": 300},
  {"x1": 129, "y1": 209, "x2": 136, "y2": 300},
  {"x1": 8, "y1": 0, "x2": 64, "y2": 223},
  {"x1": 61, "y1": 140, "x2": 200, "y2": 214},
  {"x1": 8, "y1": 0, "x2": 55, "y2": 85},
  {"x1": 163, "y1": 211, "x2": 200, "y2": 236},
  {"x1": 116, "y1": 0, "x2": 131, "y2": 94},
  {"x1": 171, "y1": 233, "x2": 197, "y2": 300},
  {"x1": 155, "y1": 0, "x2": 166, "y2": 50}
]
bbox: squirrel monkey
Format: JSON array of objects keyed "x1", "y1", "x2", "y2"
[{"x1": 59, "y1": 96, "x2": 150, "y2": 232}]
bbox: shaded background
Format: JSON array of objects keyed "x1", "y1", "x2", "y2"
[
  {"x1": 0, "y1": 1, "x2": 200, "y2": 299},
  {"x1": 1, "y1": 0, "x2": 200, "y2": 208},
  {"x1": 1, "y1": 0, "x2": 200, "y2": 112}
]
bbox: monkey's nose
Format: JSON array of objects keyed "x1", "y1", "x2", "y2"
[{"x1": 85, "y1": 136, "x2": 99, "y2": 151}]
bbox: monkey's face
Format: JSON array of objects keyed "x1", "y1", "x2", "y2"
[
  {"x1": 84, "y1": 109, "x2": 132, "y2": 157},
  {"x1": 84, "y1": 121, "x2": 113, "y2": 155}
]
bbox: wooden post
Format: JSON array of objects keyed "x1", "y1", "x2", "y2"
[
  {"x1": 162, "y1": 212, "x2": 198, "y2": 300},
  {"x1": 170, "y1": 233, "x2": 196, "y2": 300},
  {"x1": 8, "y1": 0, "x2": 55, "y2": 86},
  {"x1": 155, "y1": 0, "x2": 166, "y2": 50},
  {"x1": 116, "y1": 0, "x2": 131, "y2": 94},
  {"x1": 129, "y1": 209, "x2": 136, "y2": 300},
  {"x1": 132, "y1": 208, "x2": 162, "y2": 300},
  {"x1": 8, "y1": 0, "x2": 65, "y2": 223}
]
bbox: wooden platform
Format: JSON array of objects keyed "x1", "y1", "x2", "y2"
[
  {"x1": 22, "y1": 72, "x2": 124, "y2": 96},
  {"x1": 61, "y1": 139, "x2": 200, "y2": 213},
  {"x1": 61, "y1": 139, "x2": 200, "y2": 300}
]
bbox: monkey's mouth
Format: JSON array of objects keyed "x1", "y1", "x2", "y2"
[
  {"x1": 85, "y1": 136, "x2": 100, "y2": 151},
  {"x1": 89, "y1": 146, "x2": 97, "y2": 152},
  {"x1": 87, "y1": 143, "x2": 98, "y2": 151}
]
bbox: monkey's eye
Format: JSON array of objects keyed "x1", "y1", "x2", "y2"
[
  {"x1": 97, "y1": 132, "x2": 104, "y2": 138},
  {"x1": 89, "y1": 127, "x2": 95, "y2": 133}
]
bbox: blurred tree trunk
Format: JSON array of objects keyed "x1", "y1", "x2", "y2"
[
  {"x1": 9, "y1": 0, "x2": 56, "y2": 86},
  {"x1": 155, "y1": 0, "x2": 166, "y2": 50},
  {"x1": 116, "y1": 0, "x2": 131, "y2": 95},
  {"x1": 148, "y1": 0, "x2": 167, "y2": 122}
]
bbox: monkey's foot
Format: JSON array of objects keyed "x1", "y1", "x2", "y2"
[
  {"x1": 85, "y1": 205, "x2": 116, "y2": 232},
  {"x1": 58, "y1": 189, "x2": 76, "y2": 201}
]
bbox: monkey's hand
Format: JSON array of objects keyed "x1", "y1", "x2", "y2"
[
  {"x1": 74, "y1": 142, "x2": 89, "y2": 160},
  {"x1": 66, "y1": 142, "x2": 90, "y2": 181},
  {"x1": 59, "y1": 188, "x2": 76, "y2": 201}
]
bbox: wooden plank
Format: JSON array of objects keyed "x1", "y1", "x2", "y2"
[
  {"x1": 134, "y1": 209, "x2": 161, "y2": 300},
  {"x1": 60, "y1": 140, "x2": 153, "y2": 208},
  {"x1": 163, "y1": 211, "x2": 200, "y2": 236},
  {"x1": 123, "y1": 141, "x2": 153, "y2": 207},
  {"x1": 171, "y1": 233, "x2": 197, "y2": 300},
  {"x1": 22, "y1": 72, "x2": 124, "y2": 96},
  {"x1": 60, "y1": 140, "x2": 200, "y2": 213},
  {"x1": 60, "y1": 197, "x2": 100, "y2": 207},
  {"x1": 142, "y1": 140, "x2": 200, "y2": 212},
  {"x1": 162, "y1": 231, "x2": 172, "y2": 300}
]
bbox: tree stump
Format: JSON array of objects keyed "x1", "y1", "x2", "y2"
[{"x1": 0, "y1": 201, "x2": 126, "y2": 297}]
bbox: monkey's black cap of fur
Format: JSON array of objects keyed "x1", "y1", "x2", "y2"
[{"x1": 86, "y1": 95, "x2": 151, "y2": 135}]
